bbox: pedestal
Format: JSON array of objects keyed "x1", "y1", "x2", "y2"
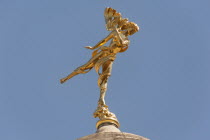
[{"x1": 77, "y1": 124, "x2": 149, "y2": 140}]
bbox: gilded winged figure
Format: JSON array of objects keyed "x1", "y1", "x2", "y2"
[{"x1": 60, "y1": 8, "x2": 139, "y2": 127}]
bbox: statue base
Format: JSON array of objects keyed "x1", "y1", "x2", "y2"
[
  {"x1": 96, "y1": 119, "x2": 120, "y2": 129},
  {"x1": 93, "y1": 104, "x2": 120, "y2": 129}
]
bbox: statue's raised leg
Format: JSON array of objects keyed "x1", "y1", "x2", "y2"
[
  {"x1": 60, "y1": 51, "x2": 105, "y2": 84},
  {"x1": 60, "y1": 67, "x2": 90, "y2": 84}
]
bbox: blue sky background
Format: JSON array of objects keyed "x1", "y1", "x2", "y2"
[{"x1": 1, "y1": 0, "x2": 210, "y2": 140}]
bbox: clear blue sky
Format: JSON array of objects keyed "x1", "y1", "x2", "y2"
[{"x1": 1, "y1": 0, "x2": 210, "y2": 140}]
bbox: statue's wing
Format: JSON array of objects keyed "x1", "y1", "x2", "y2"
[
  {"x1": 104, "y1": 7, "x2": 122, "y2": 31},
  {"x1": 104, "y1": 8, "x2": 132, "y2": 32}
]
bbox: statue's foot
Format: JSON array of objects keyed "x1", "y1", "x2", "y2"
[{"x1": 60, "y1": 78, "x2": 67, "y2": 84}]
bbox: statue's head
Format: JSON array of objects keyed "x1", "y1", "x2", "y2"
[{"x1": 121, "y1": 22, "x2": 139, "y2": 36}]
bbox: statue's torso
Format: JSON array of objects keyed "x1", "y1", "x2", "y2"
[{"x1": 109, "y1": 32, "x2": 130, "y2": 54}]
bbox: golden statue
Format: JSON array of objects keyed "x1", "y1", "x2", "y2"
[{"x1": 60, "y1": 7, "x2": 139, "y2": 129}]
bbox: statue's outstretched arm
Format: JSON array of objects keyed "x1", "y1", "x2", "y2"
[{"x1": 85, "y1": 32, "x2": 113, "y2": 50}]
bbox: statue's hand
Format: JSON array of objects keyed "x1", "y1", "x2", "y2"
[{"x1": 84, "y1": 46, "x2": 93, "y2": 50}]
